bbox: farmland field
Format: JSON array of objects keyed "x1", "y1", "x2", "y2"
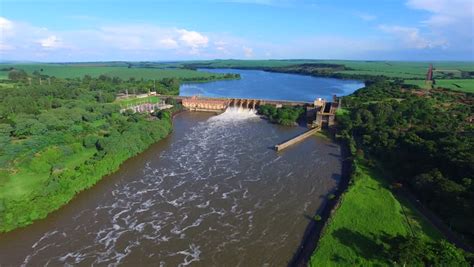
[
  {"x1": 0, "y1": 64, "x2": 229, "y2": 80},
  {"x1": 3, "y1": 61, "x2": 474, "y2": 82},
  {"x1": 182, "y1": 60, "x2": 473, "y2": 78},
  {"x1": 434, "y1": 79, "x2": 474, "y2": 93},
  {"x1": 403, "y1": 79, "x2": 474, "y2": 92},
  {"x1": 403, "y1": 79, "x2": 431, "y2": 89}
]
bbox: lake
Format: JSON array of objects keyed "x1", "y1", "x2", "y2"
[{"x1": 180, "y1": 68, "x2": 364, "y2": 101}]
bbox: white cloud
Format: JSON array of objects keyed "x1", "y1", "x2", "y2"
[
  {"x1": 38, "y1": 35, "x2": 63, "y2": 48},
  {"x1": 0, "y1": 17, "x2": 14, "y2": 32},
  {"x1": 0, "y1": 17, "x2": 15, "y2": 51},
  {"x1": 0, "y1": 17, "x2": 215, "y2": 59},
  {"x1": 405, "y1": 0, "x2": 473, "y2": 46},
  {"x1": 0, "y1": 8, "x2": 470, "y2": 62},
  {"x1": 406, "y1": 0, "x2": 473, "y2": 22},
  {"x1": 378, "y1": 25, "x2": 447, "y2": 49},
  {"x1": 159, "y1": 38, "x2": 178, "y2": 49},
  {"x1": 178, "y1": 29, "x2": 209, "y2": 49},
  {"x1": 243, "y1": 46, "x2": 254, "y2": 58}
]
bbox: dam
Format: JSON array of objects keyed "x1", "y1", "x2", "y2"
[
  {"x1": 124, "y1": 94, "x2": 341, "y2": 129},
  {"x1": 181, "y1": 96, "x2": 311, "y2": 111}
]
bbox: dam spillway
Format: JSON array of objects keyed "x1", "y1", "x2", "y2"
[{"x1": 181, "y1": 95, "x2": 312, "y2": 112}]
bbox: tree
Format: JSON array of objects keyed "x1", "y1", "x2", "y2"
[
  {"x1": 8, "y1": 69, "x2": 28, "y2": 81},
  {"x1": 387, "y1": 235, "x2": 469, "y2": 266},
  {"x1": 0, "y1": 124, "x2": 13, "y2": 136}
]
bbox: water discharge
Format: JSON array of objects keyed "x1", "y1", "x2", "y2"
[
  {"x1": 0, "y1": 111, "x2": 342, "y2": 266},
  {"x1": 209, "y1": 107, "x2": 258, "y2": 122}
]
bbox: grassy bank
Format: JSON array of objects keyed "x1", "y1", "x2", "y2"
[
  {"x1": 0, "y1": 70, "x2": 180, "y2": 232},
  {"x1": 309, "y1": 78, "x2": 473, "y2": 265},
  {"x1": 310, "y1": 159, "x2": 441, "y2": 266},
  {"x1": 0, "y1": 112, "x2": 173, "y2": 232},
  {"x1": 0, "y1": 62, "x2": 241, "y2": 232}
]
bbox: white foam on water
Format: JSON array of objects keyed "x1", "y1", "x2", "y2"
[
  {"x1": 208, "y1": 107, "x2": 259, "y2": 122},
  {"x1": 175, "y1": 244, "x2": 201, "y2": 266}
]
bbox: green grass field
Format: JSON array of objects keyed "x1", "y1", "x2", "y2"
[
  {"x1": 403, "y1": 79, "x2": 432, "y2": 89},
  {"x1": 3, "y1": 61, "x2": 473, "y2": 85},
  {"x1": 115, "y1": 95, "x2": 161, "y2": 106},
  {"x1": 404, "y1": 79, "x2": 474, "y2": 93},
  {"x1": 434, "y1": 79, "x2": 474, "y2": 93},
  {"x1": 0, "y1": 63, "x2": 227, "y2": 80},
  {"x1": 0, "y1": 145, "x2": 96, "y2": 200},
  {"x1": 328, "y1": 61, "x2": 474, "y2": 80},
  {"x1": 182, "y1": 59, "x2": 319, "y2": 68},
  {"x1": 310, "y1": 160, "x2": 441, "y2": 266}
]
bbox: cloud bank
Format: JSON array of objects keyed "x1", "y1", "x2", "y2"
[{"x1": 0, "y1": 0, "x2": 472, "y2": 62}]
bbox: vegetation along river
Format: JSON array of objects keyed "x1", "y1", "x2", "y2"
[{"x1": 0, "y1": 70, "x2": 362, "y2": 265}]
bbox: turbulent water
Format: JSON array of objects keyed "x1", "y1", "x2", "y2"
[
  {"x1": 0, "y1": 110, "x2": 342, "y2": 266},
  {"x1": 180, "y1": 68, "x2": 364, "y2": 101}
]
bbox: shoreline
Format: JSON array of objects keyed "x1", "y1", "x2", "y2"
[
  {"x1": 288, "y1": 132, "x2": 352, "y2": 267},
  {"x1": 0, "y1": 115, "x2": 173, "y2": 233}
]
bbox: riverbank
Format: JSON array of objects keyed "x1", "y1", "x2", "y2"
[
  {"x1": 309, "y1": 156, "x2": 443, "y2": 265},
  {"x1": 288, "y1": 133, "x2": 352, "y2": 266},
  {"x1": 308, "y1": 79, "x2": 473, "y2": 265},
  {"x1": 0, "y1": 113, "x2": 173, "y2": 233}
]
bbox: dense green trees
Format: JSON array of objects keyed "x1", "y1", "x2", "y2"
[
  {"x1": 257, "y1": 104, "x2": 305, "y2": 126},
  {"x1": 0, "y1": 72, "x2": 176, "y2": 232},
  {"x1": 7, "y1": 69, "x2": 28, "y2": 81},
  {"x1": 336, "y1": 80, "x2": 474, "y2": 247},
  {"x1": 387, "y1": 236, "x2": 469, "y2": 266}
]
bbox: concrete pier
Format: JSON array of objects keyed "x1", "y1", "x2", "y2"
[{"x1": 274, "y1": 127, "x2": 320, "y2": 151}]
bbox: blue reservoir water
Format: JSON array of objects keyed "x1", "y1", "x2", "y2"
[{"x1": 180, "y1": 68, "x2": 364, "y2": 102}]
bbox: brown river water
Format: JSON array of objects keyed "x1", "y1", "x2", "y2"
[{"x1": 0, "y1": 109, "x2": 342, "y2": 266}]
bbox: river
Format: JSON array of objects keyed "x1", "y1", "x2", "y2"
[
  {"x1": 0, "y1": 69, "x2": 355, "y2": 266},
  {"x1": 180, "y1": 68, "x2": 364, "y2": 102}
]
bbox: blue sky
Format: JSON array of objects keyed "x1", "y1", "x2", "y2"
[{"x1": 0, "y1": 0, "x2": 473, "y2": 61}]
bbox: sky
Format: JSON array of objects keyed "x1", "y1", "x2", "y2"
[{"x1": 0, "y1": 0, "x2": 473, "y2": 62}]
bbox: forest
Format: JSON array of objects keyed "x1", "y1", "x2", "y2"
[
  {"x1": 257, "y1": 104, "x2": 305, "y2": 126},
  {"x1": 337, "y1": 79, "x2": 473, "y2": 245},
  {"x1": 0, "y1": 69, "x2": 187, "y2": 232}
]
